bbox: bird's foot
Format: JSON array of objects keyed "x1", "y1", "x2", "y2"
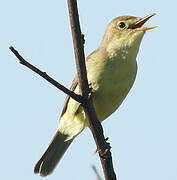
[
  {"x1": 88, "y1": 83, "x2": 95, "y2": 100},
  {"x1": 93, "y1": 137, "x2": 111, "y2": 159}
]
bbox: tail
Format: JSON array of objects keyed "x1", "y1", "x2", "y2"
[{"x1": 34, "y1": 131, "x2": 73, "y2": 177}]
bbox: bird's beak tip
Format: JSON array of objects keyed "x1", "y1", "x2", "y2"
[{"x1": 131, "y1": 13, "x2": 157, "y2": 31}]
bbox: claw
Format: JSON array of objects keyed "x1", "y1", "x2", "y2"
[{"x1": 93, "y1": 148, "x2": 100, "y2": 155}]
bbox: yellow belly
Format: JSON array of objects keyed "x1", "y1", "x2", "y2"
[
  {"x1": 91, "y1": 63, "x2": 137, "y2": 121},
  {"x1": 59, "y1": 53, "x2": 137, "y2": 138}
]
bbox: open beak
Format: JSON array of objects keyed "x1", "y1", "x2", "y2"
[{"x1": 132, "y1": 13, "x2": 157, "y2": 31}]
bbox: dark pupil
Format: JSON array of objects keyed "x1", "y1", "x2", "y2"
[{"x1": 119, "y1": 22, "x2": 126, "y2": 28}]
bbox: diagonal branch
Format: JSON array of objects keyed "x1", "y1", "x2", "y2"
[
  {"x1": 67, "y1": 0, "x2": 117, "y2": 180},
  {"x1": 92, "y1": 165, "x2": 102, "y2": 180},
  {"x1": 9, "y1": 1, "x2": 117, "y2": 179},
  {"x1": 9, "y1": 46, "x2": 84, "y2": 104}
]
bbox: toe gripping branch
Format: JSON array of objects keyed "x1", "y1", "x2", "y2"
[{"x1": 98, "y1": 137, "x2": 112, "y2": 160}]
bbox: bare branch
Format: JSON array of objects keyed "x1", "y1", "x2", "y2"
[
  {"x1": 9, "y1": 46, "x2": 84, "y2": 104},
  {"x1": 67, "y1": 0, "x2": 89, "y2": 98},
  {"x1": 9, "y1": 0, "x2": 117, "y2": 179},
  {"x1": 67, "y1": 0, "x2": 117, "y2": 180}
]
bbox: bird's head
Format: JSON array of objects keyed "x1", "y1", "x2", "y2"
[{"x1": 100, "y1": 14, "x2": 156, "y2": 58}]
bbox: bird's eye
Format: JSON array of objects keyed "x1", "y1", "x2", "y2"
[{"x1": 118, "y1": 22, "x2": 126, "y2": 29}]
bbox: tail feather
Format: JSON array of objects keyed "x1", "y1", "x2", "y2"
[{"x1": 34, "y1": 131, "x2": 73, "y2": 177}]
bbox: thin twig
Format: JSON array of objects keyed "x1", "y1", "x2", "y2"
[
  {"x1": 92, "y1": 165, "x2": 102, "y2": 180},
  {"x1": 67, "y1": 0, "x2": 117, "y2": 180},
  {"x1": 67, "y1": 0, "x2": 89, "y2": 98},
  {"x1": 9, "y1": 1, "x2": 117, "y2": 179},
  {"x1": 9, "y1": 46, "x2": 84, "y2": 104}
]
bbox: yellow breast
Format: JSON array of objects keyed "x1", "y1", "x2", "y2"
[{"x1": 86, "y1": 48, "x2": 137, "y2": 121}]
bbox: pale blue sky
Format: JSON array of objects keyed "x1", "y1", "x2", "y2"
[{"x1": 1, "y1": 0, "x2": 177, "y2": 180}]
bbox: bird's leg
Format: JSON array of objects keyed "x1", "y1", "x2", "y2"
[
  {"x1": 88, "y1": 83, "x2": 95, "y2": 100},
  {"x1": 94, "y1": 137, "x2": 111, "y2": 159}
]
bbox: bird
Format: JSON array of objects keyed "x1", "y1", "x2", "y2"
[{"x1": 34, "y1": 13, "x2": 156, "y2": 177}]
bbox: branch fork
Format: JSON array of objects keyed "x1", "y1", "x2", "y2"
[{"x1": 10, "y1": 0, "x2": 117, "y2": 179}]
